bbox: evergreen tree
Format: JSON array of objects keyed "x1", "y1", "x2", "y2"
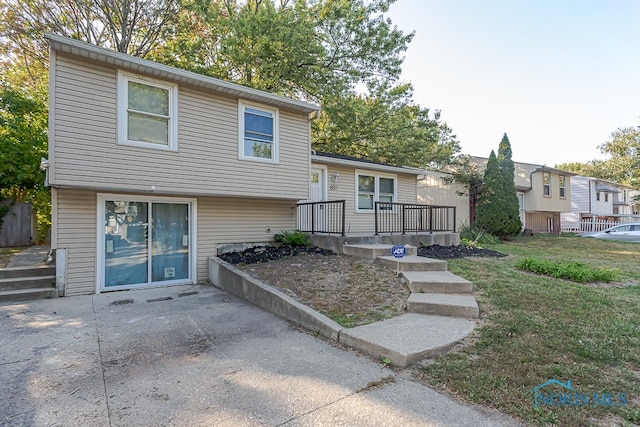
[
  {"x1": 497, "y1": 133, "x2": 523, "y2": 235},
  {"x1": 475, "y1": 151, "x2": 508, "y2": 236}
]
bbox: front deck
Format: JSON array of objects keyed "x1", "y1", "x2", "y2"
[{"x1": 297, "y1": 200, "x2": 459, "y2": 253}]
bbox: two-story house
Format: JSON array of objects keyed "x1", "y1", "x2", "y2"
[
  {"x1": 418, "y1": 159, "x2": 574, "y2": 234},
  {"x1": 45, "y1": 33, "x2": 319, "y2": 296},
  {"x1": 560, "y1": 176, "x2": 636, "y2": 231},
  {"x1": 512, "y1": 163, "x2": 574, "y2": 233}
]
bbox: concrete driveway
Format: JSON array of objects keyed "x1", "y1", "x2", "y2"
[{"x1": 0, "y1": 285, "x2": 521, "y2": 426}]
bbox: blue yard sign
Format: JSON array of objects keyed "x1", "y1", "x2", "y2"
[{"x1": 391, "y1": 244, "x2": 406, "y2": 258}]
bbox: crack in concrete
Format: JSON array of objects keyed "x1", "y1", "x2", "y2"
[{"x1": 92, "y1": 295, "x2": 113, "y2": 427}]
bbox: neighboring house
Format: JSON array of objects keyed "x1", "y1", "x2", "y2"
[
  {"x1": 560, "y1": 176, "x2": 637, "y2": 230},
  {"x1": 632, "y1": 190, "x2": 640, "y2": 215},
  {"x1": 46, "y1": 33, "x2": 319, "y2": 296},
  {"x1": 307, "y1": 152, "x2": 425, "y2": 235},
  {"x1": 512, "y1": 162, "x2": 574, "y2": 234},
  {"x1": 418, "y1": 159, "x2": 574, "y2": 234}
]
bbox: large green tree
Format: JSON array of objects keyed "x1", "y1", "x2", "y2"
[
  {"x1": 596, "y1": 125, "x2": 640, "y2": 188},
  {"x1": 313, "y1": 82, "x2": 459, "y2": 168},
  {"x1": 0, "y1": 0, "x2": 181, "y2": 67},
  {"x1": 0, "y1": 84, "x2": 50, "y2": 238},
  {"x1": 497, "y1": 133, "x2": 522, "y2": 235},
  {"x1": 557, "y1": 123, "x2": 640, "y2": 189},
  {"x1": 150, "y1": 0, "x2": 413, "y2": 102},
  {"x1": 475, "y1": 151, "x2": 509, "y2": 236}
]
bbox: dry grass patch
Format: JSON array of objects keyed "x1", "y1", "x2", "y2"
[{"x1": 237, "y1": 253, "x2": 409, "y2": 327}]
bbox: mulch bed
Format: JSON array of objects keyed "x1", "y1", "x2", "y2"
[{"x1": 219, "y1": 244, "x2": 506, "y2": 265}]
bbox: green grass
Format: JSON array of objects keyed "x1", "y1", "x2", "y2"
[{"x1": 414, "y1": 234, "x2": 640, "y2": 427}]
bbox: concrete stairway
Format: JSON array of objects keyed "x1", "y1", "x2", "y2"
[
  {"x1": 0, "y1": 265, "x2": 57, "y2": 302},
  {"x1": 339, "y1": 243, "x2": 479, "y2": 366}
]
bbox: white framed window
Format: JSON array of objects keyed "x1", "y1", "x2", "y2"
[
  {"x1": 118, "y1": 71, "x2": 178, "y2": 151},
  {"x1": 543, "y1": 172, "x2": 551, "y2": 197},
  {"x1": 355, "y1": 171, "x2": 397, "y2": 212},
  {"x1": 559, "y1": 175, "x2": 566, "y2": 199},
  {"x1": 239, "y1": 101, "x2": 279, "y2": 163}
]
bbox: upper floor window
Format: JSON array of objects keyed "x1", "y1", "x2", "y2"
[
  {"x1": 118, "y1": 71, "x2": 178, "y2": 151},
  {"x1": 559, "y1": 175, "x2": 566, "y2": 199},
  {"x1": 543, "y1": 172, "x2": 551, "y2": 197},
  {"x1": 605, "y1": 192, "x2": 609, "y2": 202},
  {"x1": 356, "y1": 171, "x2": 396, "y2": 212},
  {"x1": 596, "y1": 191, "x2": 601, "y2": 201},
  {"x1": 239, "y1": 101, "x2": 279, "y2": 163}
]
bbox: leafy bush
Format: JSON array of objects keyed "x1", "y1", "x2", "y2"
[
  {"x1": 515, "y1": 257, "x2": 618, "y2": 283},
  {"x1": 459, "y1": 224, "x2": 501, "y2": 247},
  {"x1": 274, "y1": 230, "x2": 310, "y2": 246}
]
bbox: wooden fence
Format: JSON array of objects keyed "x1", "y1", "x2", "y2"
[{"x1": 0, "y1": 200, "x2": 35, "y2": 247}]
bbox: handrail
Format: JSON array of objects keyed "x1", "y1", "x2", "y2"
[
  {"x1": 296, "y1": 200, "x2": 346, "y2": 236},
  {"x1": 374, "y1": 202, "x2": 456, "y2": 235}
]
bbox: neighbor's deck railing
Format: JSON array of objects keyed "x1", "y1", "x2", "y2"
[
  {"x1": 561, "y1": 217, "x2": 640, "y2": 233},
  {"x1": 375, "y1": 202, "x2": 456, "y2": 235},
  {"x1": 296, "y1": 200, "x2": 346, "y2": 236}
]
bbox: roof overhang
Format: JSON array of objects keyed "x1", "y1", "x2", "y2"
[
  {"x1": 45, "y1": 33, "x2": 320, "y2": 115},
  {"x1": 535, "y1": 166, "x2": 577, "y2": 176},
  {"x1": 595, "y1": 183, "x2": 621, "y2": 193},
  {"x1": 311, "y1": 154, "x2": 423, "y2": 175}
]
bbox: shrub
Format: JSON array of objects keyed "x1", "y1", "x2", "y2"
[
  {"x1": 515, "y1": 257, "x2": 618, "y2": 283},
  {"x1": 274, "y1": 230, "x2": 310, "y2": 246},
  {"x1": 459, "y1": 224, "x2": 501, "y2": 247}
]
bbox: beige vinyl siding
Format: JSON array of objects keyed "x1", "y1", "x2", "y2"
[
  {"x1": 55, "y1": 189, "x2": 297, "y2": 294},
  {"x1": 196, "y1": 197, "x2": 297, "y2": 280},
  {"x1": 529, "y1": 173, "x2": 571, "y2": 212},
  {"x1": 52, "y1": 54, "x2": 310, "y2": 200},
  {"x1": 55, "y1": 188, "x2": 97, "y2": 296},
  {"x1": 314, "y1": 163, "x2": 417, "y2": 234},
  {"x1": 417, "y1": 171, "x2": 470, "y2": 228}
]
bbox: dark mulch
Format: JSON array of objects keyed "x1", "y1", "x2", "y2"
[
  {"x1": 219, "y1": 245, "x2": 335, "y2": 265},
  {"x1": 220, "y1": 243, "x2": 506, "y2": 265},
  {"x1": 417, "y1": 244, "x2": 507, "y2": 259}
]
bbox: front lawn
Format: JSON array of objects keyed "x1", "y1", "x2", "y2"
[{"x1": 414, "y1": 234, "x2": 640, "y2": 426}]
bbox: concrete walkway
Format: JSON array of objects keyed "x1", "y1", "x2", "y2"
[
  {"x1": 7, "y1": 245, "x2": 51, "y2": 268},
  {"x1": 0, "y1": 285, "x2": 522, "y2": 427}
]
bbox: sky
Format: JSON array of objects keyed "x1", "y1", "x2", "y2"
[{"x1": 386, "y1": 0, "x2": 640, "y2": 167}]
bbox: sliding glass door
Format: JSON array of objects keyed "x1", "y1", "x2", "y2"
[{"x1": 101, "y1": 196, "x2": 193, "y2": 291}]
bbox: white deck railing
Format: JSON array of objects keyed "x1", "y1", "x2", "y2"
[{"x1": 561, "y1": 217, "x2": 639, "y2": 233}]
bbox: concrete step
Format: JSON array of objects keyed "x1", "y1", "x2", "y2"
[
  {"x1": 402, "y1": 271, "x2": 473, "y2": 294},
  {"x1": 0, "y1": 275, "x2": 56, "y2": 292},
  {"x1": 0, "y1": 265, "x2": 56, "y2": 279},
  {"x1": 343, "y1": 244, "x2": 417, "y2": 260},
  {"x1": 375, "y1": 255, "x2": 448, "y2": 272},
  {"x1": 0, "y1": 287, "x2": 57, "y2": 302},
  {"x1": 407, "y1": 293, "x2": 479, "y2": 319},
  {"x1": 339, "y1": 313, "x2": 475, "y2": 367}
]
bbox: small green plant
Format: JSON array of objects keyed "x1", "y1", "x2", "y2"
[
  {"x1": 459, "y1": 224, "x2": 501, "y2": 246},
  {"x1": 381, "y1": 357, "x2": 392, "y2": 366},
  {"x1": 515, "y1": 257, "x2": 619, "y2": 283},
  {"x1": 273, "y1": 230, "x2": 310, "y2": 246}
]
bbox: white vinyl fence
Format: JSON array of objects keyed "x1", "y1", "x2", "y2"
[{"x1": 561, "y1": 216, "x2": 640, "y2": 233}]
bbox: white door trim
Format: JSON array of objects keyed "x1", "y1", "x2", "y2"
[
  {"x1": 96, "y1": 193, "x2": 197, "y2": 293},
  {"x1": 310, "y1": 165, "x2": 328, "y2": 201}
]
